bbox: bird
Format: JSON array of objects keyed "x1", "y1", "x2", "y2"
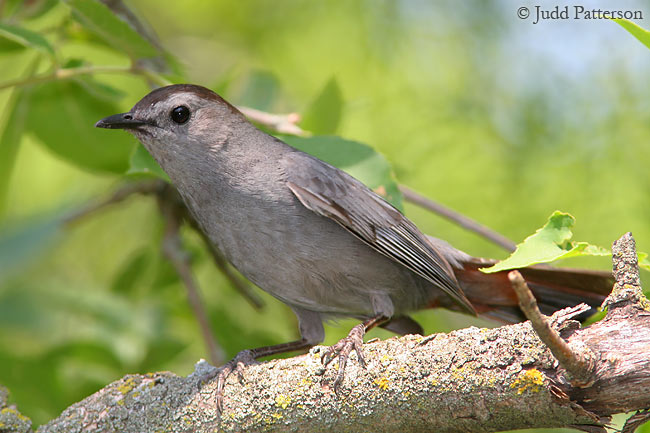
[{"x1": 96, "y1": 83, "x2": 613, "y2": 412}]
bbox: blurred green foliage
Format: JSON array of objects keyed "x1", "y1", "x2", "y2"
[{"x1": 0, "y1": 1, "x2": 649, "y2": 430}]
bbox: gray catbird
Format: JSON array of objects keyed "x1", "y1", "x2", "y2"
[{"x1": 96, "y1": 84, "x2": 613, "y2": 411}]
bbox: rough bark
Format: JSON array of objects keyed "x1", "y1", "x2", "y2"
[
  {"x1": 2, "y1": 233, "x2": 648, "y2": 433},
  {"x1": 0, "y1": 386, "x2": 32, "y2": 433}
]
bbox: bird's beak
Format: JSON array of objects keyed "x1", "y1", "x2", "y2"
[{"x1": 95, "y1": 112, "x2": 146, "y2": 129}]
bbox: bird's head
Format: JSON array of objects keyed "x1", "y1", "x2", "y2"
[{"x1": 96, "y1": 84, "x2": 244, "y2": 158}]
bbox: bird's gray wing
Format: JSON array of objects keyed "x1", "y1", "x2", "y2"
[{"x1": 282, "y1": 151, "x2": 475, "y2": 314}]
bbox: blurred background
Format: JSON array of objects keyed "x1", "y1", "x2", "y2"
[{"x1": 1, "y1": 0, "x2": 649, "y2": 429}]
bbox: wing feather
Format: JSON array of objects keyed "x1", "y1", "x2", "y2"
[{"x1": 284, "y1": 152, "x2": 475, "y2": 314}]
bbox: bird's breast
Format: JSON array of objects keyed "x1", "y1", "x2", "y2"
[{"x1": 172, "y1": 164, "x2": 433, "y2": 317}]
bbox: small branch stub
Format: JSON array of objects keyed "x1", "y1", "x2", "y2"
[
  {"x1": 238, "y1": 106, "x2": 308, "y2": 136},
  {"x1": 603, "y1": 232, "x2": 647, "y2": 311},
  {"x1": 508, "y1": 270, "x2": 595, "y2": 386}
]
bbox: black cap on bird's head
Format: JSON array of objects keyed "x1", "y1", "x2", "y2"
[{"x1": 95, "y1": 84, "x2": 242, "y2": 131}]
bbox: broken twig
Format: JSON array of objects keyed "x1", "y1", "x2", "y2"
[{"x1": 509, "y1": 270, "x2": 595, "y2": 385}]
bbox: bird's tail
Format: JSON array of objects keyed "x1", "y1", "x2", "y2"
[{"x1": 454, "y1": 259, "x2": 614, "y2": 324}]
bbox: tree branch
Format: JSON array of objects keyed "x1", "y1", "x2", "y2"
[
  {"x1": 158, "y1": 190, "x2": 226, "y2": 367},
  {"x1": 509, "y1": 271, "x2": 595, "y2": 386},
  {"x1": 0, "y1": 65, "x2": 134, "y2": 92},
  {"x1": 399, "y1": 184, "x2": 517, "y2": 252},
  {"x1": 29, "y1": 233, "x2": 650, "y2": 432},
  {"x1": 0, "y1": 385, "x2": 32, "y2": 433},
  {"x1": 63, "y1": 180, "x2": 164, "y2": 226}
]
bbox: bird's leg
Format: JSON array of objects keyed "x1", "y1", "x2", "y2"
[
  {"x1": 321, "y1": 314, "x2": 389, "y2": 390},
  {"x1": 198, "y1": 338, "x2": 314, "y2": 416}
]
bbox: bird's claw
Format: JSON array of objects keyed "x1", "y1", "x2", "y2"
[
  {"x1": 321, "y1": 324, "x2": 366, "y2": 391},
  {"x1": 197, "y1": 349, "x2": 259, "y2": 417}
]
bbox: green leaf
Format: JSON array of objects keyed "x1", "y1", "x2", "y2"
[
  {"x1": 151, "y1": 257, "x2": 180, "y2": 289},
  {"x1": 19, "y1": 0, "x2": 59, "y2": 19},
  {"x1": 0, "y1": 90, "x2": 30, "y2": 214},
  {"x1": 0, "y1": 215, "x2": 63, "y2": 285},
  {"x1": 24, "y1": 79, "x2": 135, "y2": 173},
  {"x1": 63, "y1": 0, "x2": 159, "y2": 59},
  {"x1": 283, "y1": 135, "x2": 403, "y2": 209},
  {"x1": 480, "y1": 211, "x2": 610, "y2": 273},
  {"x1": 138, "y1": 338, "x2": 187, "y2": 372},
  {"x1": 0, "y1": 278, "x2": 172, "y2": 424},
  {"x1": 211, "y1": 66, "x2": 237, "y2": 96},
  {"x1": 614, "y1": 19, "x2": 650, "y2": 50},
  {"x1": 637, "y1": 252, "x2": 650, "y2": 272},
  {"x1": 0, "y1": 35, "x2": 26, "y2": 52},
  {"x1": 238, "y1": 70, "x2": 280, "y2": 111},
  {"x1": 75, "y1": 74, "x2": 127, "y2": 101},
  {"x1": 3, "y1": 0, "x2": 58, "y2": 20},
  {"x1": 0, "y1": 22, "x2": 54, "y2": 55},
  {"x1": 110, "y1": 249, "x2": 150, "y2": 294},
  {"x1": 126, "y1": 144, "x2": 169, "y2": 181},
  {"x1": 301, "y1": 77, "x2": 343, "y2": 134}
]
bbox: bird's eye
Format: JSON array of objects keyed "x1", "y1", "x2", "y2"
[{"x1": 170, "y1": 106, "x2": 190, "y2": 124}]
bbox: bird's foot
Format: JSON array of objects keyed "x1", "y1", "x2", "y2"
[
  {"x1": 197, "y1": 349, "x2": 259, "y2": 416},
  {"x1": 321, "y1": 323, "x2": 366, "y2": 391}
]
